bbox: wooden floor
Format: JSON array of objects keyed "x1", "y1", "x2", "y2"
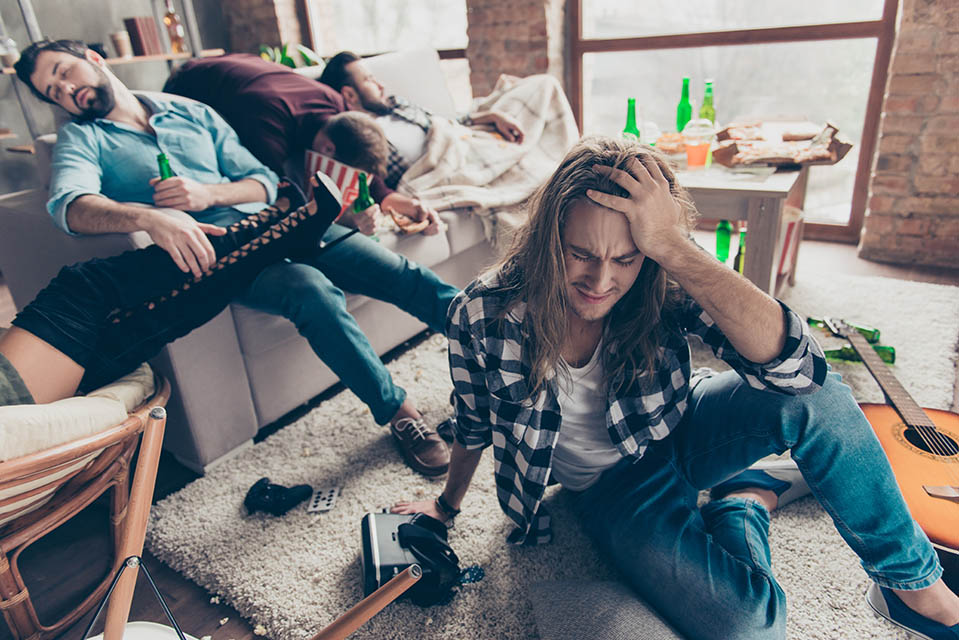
[{"x1": 2, "y1": 240, "x2": 958, "y2": 640}]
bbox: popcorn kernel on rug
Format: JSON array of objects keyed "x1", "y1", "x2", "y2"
[{"x1": 146, "y1": 274, "x2": 959, "y2": 640}]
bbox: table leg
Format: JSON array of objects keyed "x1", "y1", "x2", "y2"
[{"x1": 744, "y1": 196, "x2": 782, "y2": 295}]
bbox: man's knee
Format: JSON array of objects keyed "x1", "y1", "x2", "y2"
[
  {"x1": 248, "y1": 262, "x2": 346, "y2": 318},
  {"x1": 783, "y1": 370, "x2": 872, "y2": 445}
]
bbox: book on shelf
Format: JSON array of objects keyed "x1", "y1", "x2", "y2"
[{"x1": 123, "y1": 16, "x2": 163, "y2": 56}]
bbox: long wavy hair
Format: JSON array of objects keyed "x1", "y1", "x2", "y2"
[{"x1": 489, "y1": 135, "x2": 699, "y2": 398}]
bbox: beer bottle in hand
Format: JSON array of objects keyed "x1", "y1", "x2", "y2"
[
  {"x1": 157, "y1": 153, "x2": 174, "y2": 181},
  {"x1": 353, "y1": 173, "x2": 375, "y2": 213}
]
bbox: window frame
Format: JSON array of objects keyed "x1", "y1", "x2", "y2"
[
  {"x1": 299, "y1": 0, "x2": 467, "y2": 61},
  {"x1": 567, "y1": 0, "x2": 900, "y2": 243}
]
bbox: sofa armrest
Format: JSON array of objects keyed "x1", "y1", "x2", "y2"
[{"x1": 0, "y1": 189, "x2": 152, "y2": 310}]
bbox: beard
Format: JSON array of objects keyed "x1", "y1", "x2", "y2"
[
  {"x1": 358, "y1": 91, "x2": 391, "y2": 116},
  {"x1": 73, "y1": 66, "x2": 116, "y2": 121}
]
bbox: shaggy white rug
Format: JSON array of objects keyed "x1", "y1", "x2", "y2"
[{"x1": 146, "y1": 273, "x2": 959, "y2": 640}]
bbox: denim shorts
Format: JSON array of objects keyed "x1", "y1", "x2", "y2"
[{"x1": 0, "y1": 350, "x2": 34, "y2": 406}]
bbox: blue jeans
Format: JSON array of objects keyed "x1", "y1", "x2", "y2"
[
  {"x1": 240, "y1": 223, "x2": 459, "y2": 425},
  {"x1": 569, "y1": 370, "x2": 942, "y2": 640}
]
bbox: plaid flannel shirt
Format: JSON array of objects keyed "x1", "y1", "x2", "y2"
[
  {"x1": 447, "y1": 273, "x2": 828, "y2": 546},
  {"x1": 382, "y1": 96, "x2": 433, "y2": 188}
]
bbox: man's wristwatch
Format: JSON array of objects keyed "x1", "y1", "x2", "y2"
[{"x1": 435, "y1": 493, "x2": 461, "y2": 520}]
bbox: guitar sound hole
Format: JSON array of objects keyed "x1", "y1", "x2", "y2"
[{"x1": 904, "y1": 427, "x2": 959, "y2": 456}]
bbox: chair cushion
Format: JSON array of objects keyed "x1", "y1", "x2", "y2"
[
  {"x1": 529, "y1": 580, "x2": 685, "y2": 640},
  {"x1": 0, "y1": 363, "x2": 155, "y2": 462}
]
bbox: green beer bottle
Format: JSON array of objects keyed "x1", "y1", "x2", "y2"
[
  {"x1": 622, "y1": 98, "x2": 640, "y2": 141},
  {"x1": 699, "y1": 80, "x2": 716, "y2": 124},
  {"x1": 157, "y1": 152, "x2": 174, "y2": 180},
  {"x1": 353, "y1": 172, "x2": 375, "y2": 213},
  {"x1": 806, "y1": 317, "x2": 881, "y2": 344},
  {"x1": 732, "y1": 227, "x2": 746, "y2": 274},
  {"x1": 676, "y1": 77, "x2": 693, "y2": 133},
  {"x1": 715, "y1": 219, "x2": 732, "y2": 263},
  {"x1": 823, "y1": 344, "x2": 896, "y2": 365}
]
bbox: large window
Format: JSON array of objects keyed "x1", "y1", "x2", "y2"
[
  {"x1": 570, "y1": 0, "x2": 898, "y2": 241},
  {"x1": 583, "y1": 39, "x2": 877, "y2": 224},
  {"x1": 301, "y1": 0, "x2": 471, "y2": 110}
]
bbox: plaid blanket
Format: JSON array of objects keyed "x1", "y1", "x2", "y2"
[{"x1": 396, "y1": 74, "x2": 579, "y2": 245}]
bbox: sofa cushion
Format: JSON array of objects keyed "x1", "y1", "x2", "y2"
[{"x1": 440, "y1": 209, "x2": 488, "y2": 255}]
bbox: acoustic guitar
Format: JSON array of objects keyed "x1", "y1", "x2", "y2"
[{"x1": 823, "y1": 318, "x2": 958, "y2": 583}]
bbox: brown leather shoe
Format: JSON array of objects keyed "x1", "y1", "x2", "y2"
[{"x1": 390, "y1": 417, "x2": 450, "y2": 476}]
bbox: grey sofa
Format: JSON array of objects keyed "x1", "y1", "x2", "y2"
[{"x1": 0, "y1": 49, "x2": 496, "y2": 472}]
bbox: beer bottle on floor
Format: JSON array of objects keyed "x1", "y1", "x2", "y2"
[
  {"x1": 676, "y1": 77, "x2": 693, "y2": 133},
  {"x1": 806, "y1": 317, "x2": 881, "y2": 344},
  {"x1": 824, "y1": 344, "x2": 896, "y2": 365},
  {"x1": 715, "y1": 219, "x2": 732, "y2": 263},
  {"x1": 157, "y1": 153, "x2": 174, "y2": 181},
  {"x1": 622, "y1": 98, "x2": 640, "y2": 141}
]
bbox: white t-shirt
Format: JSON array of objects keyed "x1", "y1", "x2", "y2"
[
  {"x1": 551, "y1": 344, "x2": 624, "y2": 491},
  {"x1": 376, "y1": 114, "x2": 428, "y2": 166}
]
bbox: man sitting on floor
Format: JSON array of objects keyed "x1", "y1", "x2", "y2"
[
  {"x1": 15, "y1": 39, "x2": 456, "y2": 477},
  {"x1": 393, "y1": 136, "x2": 959, "y2": 639}
]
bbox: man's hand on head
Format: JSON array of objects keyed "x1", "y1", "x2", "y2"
[
  {"x1": 150, "y1": 176, "x2": 216, "y2": 213},
  {"x1": 141, "y1": 207, "x2": 227, "y2": 279},
  {"x1": 587, "y1": 157, "x2": 685, "y2": 263}
]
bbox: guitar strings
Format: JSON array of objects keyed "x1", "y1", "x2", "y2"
[{"x1": 839, "y1": 320, "x2": 959, "y2": 485}]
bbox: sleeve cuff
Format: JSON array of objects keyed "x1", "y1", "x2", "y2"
[
  {"x1": 49, "y1": 191, "x2": 96, "y2": 235},
  {"x1": 450, "y1": 414, "x2": 492, "y2": 450},
  {"x1": 247, "y1": 173, "x2": 278, "y2": 204}
]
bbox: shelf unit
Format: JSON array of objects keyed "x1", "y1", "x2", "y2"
[
  {"x1": 3, "y1": 0, "x2": 212, "y2": 143},
  {"x1": 2, "y1": 49, "x2": 225, "y2": 75}
]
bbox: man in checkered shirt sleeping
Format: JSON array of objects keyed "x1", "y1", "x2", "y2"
[{"x1": 393, "y1": 136, "x2": 959, "y2": 639}]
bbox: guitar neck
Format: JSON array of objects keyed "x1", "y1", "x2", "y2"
[{"x1": 844, "y1": 331, "x2": 935, "y2": 429}]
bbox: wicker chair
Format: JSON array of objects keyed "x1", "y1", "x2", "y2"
[{"x1": 0, "y1": 373, "x2": 171, "y2": 640}]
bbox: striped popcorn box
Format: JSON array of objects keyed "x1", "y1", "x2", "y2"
[{"x1": 305, "y1": 150, "x2": 362, "y2": 218}]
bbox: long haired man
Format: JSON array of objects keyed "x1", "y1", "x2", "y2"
[{"x1": 394, "y1": 136, "x2": 959, "y2": 639}]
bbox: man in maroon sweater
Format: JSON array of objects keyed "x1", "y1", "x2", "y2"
[
  {"x1": 164, "y1": 53, "x2": 438, "y2": 235},
  {"x1": 163, "y1": 53, "x2": 455, "y2": 476}
]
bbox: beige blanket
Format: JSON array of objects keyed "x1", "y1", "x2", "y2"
[{"x1": 397, "y1": 74, "x2": 580, "y2": 245}]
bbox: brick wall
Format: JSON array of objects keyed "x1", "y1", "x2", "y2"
[
  {"x1": 465, "y1": 0, "x2": 566, "y2": 97},
  {"x1": 860, "y1": 0, "x2": 959, "y2": 268},
  {"x1": 220, "y1": 0, "x2": 305, "y2": 55}
]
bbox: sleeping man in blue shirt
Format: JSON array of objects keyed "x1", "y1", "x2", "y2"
[{"x1": 15, "y1": 39, "x2": 456, "y2": 477}]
